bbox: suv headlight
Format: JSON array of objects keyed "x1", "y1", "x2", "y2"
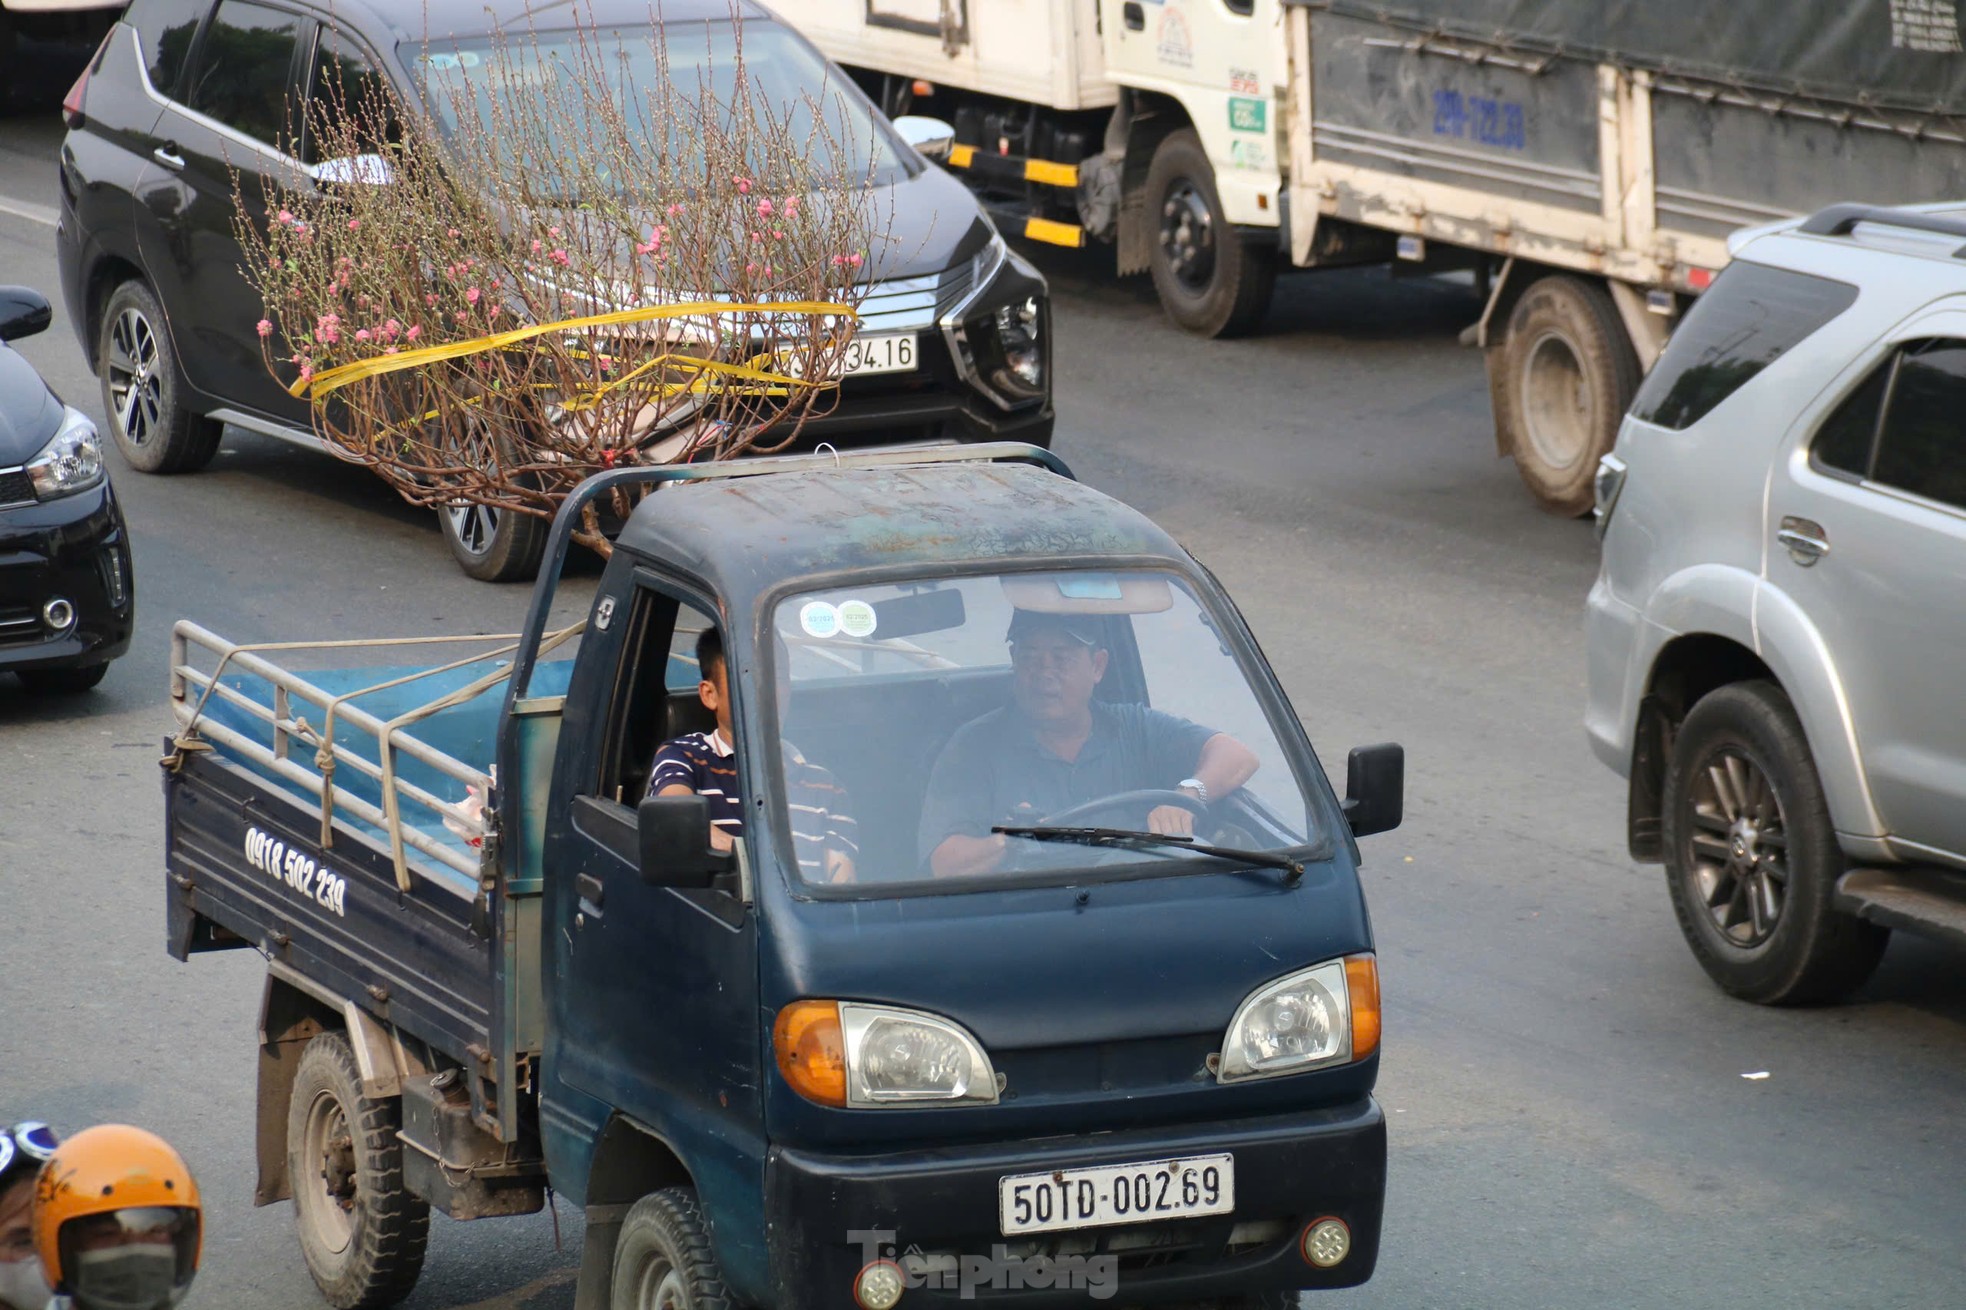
[
  {"x1": 26, "y1": 407, "x2": 105, "y2": 500},
  {"x1": 949, "y1": 292, "x2": 1049, "y2": 410},
  {"x1": 1218, "y1": 955, "x2": 1380, "y2": 1083},
  {"x1": 774, "y1": 1000, "x2": 999, "y2": 1107}
]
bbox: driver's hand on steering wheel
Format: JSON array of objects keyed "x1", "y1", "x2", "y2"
[{"x1": 1147, "y1": 804, "x2": 1196, "y2": 837}]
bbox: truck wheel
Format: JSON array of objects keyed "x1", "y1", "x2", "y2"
[
  {"x1": 440, "y1": 499, "x2": 548, "y2": 583},
  {"x1": 1661, "y1": 681, "x2": 1888, "y2": 1005},
  {"x1": 1498, "y1": 275, "x2": 1637, "y2": 516},
  {"x1": 609, "y1": 1188, "x2": 731, "y2": 1310},
  {"x1": 1145, "y1": 129, "x2": 1275, "y2": 339},
  {"x1": 98, "y1": 280, "x2": 224, "y2": 475},
  {"x1": 288, "y1": 1032, "x2": 430, "y2": 1309}
]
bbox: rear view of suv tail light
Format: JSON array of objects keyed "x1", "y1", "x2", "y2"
[{"x1": 62, "y1": 30, "x2": 113, "y2": 129}]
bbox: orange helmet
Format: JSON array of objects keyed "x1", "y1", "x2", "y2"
[{"x1": 32, "y1": 1126, "x2": 201, "y2": 1310}]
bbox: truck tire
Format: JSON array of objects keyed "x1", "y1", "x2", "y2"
[
  {"x1": 1145, "y1": 129, "x2": 1275, "y2": 339},
  {"x1": 439, "y1": 499, "x2": 549, "y2": 583},
  {"x1": 1497, "y1": 275, "x2": 1638, "y2": 516},
  {"x1": 97, "y1": 280, "x2": 224, "y2": 475},
  {"x1": 287, "y1": 1032, "x2": 430, "y2": 1309},
  {"x1": 1661, "y1": 681, "x2": 1888, "y2": 1005},
  {"x1": 609, "y1": 1188, "x2": 731, "y2": 1310}
]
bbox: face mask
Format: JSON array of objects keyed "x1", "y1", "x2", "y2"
[
  {"x1": 68, "y1": 1245, "x2": 182, "y2": 1310},
  {"x1": 0, "y1": 1255, "x2": 51, "y2": 1310}
]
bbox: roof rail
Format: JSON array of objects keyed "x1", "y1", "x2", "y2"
[{"x1": 1797, "y1": 203, "x2": 1966, "y2": 254}]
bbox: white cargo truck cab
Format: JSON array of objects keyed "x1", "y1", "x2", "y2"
[{"x1": 781, "y1": 0, "x2": 1290, "y2": 339}]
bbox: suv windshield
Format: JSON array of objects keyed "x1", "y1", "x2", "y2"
[
  {"x1": 401, "y1": 21, "x2": 905, "y2": 195},
  {"x1": 768, "y1": 569, "x2": 1319, "y2": 891}
]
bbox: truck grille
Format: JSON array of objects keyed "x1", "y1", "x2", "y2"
[{"x1": 0, "y1": 469, "x2": 34, "y2": 507}]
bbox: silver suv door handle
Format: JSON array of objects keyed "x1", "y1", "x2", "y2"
[
  {"x1": 1777, "y1": 516, "x2": 1829, "y2": 566},
  {"x1": 152, "y1": 144, "x2": 186, "y2": 170}
]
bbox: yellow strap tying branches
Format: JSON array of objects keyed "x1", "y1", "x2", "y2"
[{"x1": 292, "y1": 298, "x2": 858, "y2": 401}]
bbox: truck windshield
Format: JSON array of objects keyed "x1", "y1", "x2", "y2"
[
  {"x1": 768, "y1": 569, "x2": 1320, "y2": 891},
  {"x1": 401, "y1": 20, "x2": 904, "y2": 196}
]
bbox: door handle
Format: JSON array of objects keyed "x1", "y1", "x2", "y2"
[
  {"x1": 152, "y1": 143, "x2": 186, "y2": 170},
  {"x1": 1123, "y1": 1, "x2": 1145, "y2": 30},
  {"x1": 1777, "y1": 516, "x2": 1829, "y2": 566}
]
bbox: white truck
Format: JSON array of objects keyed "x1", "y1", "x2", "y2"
[{"x1": 778, "y1": 0, "x2": 1966, "y2": 513}]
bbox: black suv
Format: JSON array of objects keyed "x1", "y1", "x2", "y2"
[{"x1": 55, "y1": 0, "x2": 1053, "y2": 579}]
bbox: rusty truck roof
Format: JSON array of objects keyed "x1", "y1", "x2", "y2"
[{"x1": 615, "y1": 459, "x2": 1188, "y2": 598}]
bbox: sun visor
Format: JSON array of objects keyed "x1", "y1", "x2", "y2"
[{"x1": 1000, "y1": 572, "x2": 1173, "y2": 615}]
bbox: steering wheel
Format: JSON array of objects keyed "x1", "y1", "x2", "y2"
[{"x1": 1037, "y1": 788, "x2": 1208, "y2": 828}]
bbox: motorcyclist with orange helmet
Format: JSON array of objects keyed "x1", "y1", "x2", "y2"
[
  {"x1": 30, "y1": 1126, "x2": 201, "y2": 1310},
  {"x1": 0, "y1": 1122, "x2": 60, "y2": 1310}
]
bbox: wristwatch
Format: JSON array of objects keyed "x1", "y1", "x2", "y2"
[{"x1": 1178, "y1": 777, "x2": 1209, "y2": 803}]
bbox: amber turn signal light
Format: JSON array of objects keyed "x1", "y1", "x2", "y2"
[
  {"x1": 1345, "y1": 954, "x2": 1380, "y2": 1062},
  {"x1": 774, "y1": 1000, "x2": 847, "y2": 1106}
]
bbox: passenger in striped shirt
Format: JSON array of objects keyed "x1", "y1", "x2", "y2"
[{"x1": 648, "y1": 628, "x2": 858, "y2": 882}]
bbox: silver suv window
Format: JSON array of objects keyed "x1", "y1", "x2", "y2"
[
  {"x1": 1812, "y1": 338, "x2": 1966, "y2": 511},
  {"x1": 1630, "y1": 262, "x2": 1857, "y2": 431}
]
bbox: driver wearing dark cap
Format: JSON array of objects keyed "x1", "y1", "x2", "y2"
[{"x1": 918, "y1": 610, "x2": 1259, "y2": 877}]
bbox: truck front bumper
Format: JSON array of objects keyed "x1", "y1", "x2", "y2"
[{"x1": 764, "y1": 1099, "x2": 1385, "y2": 1309}]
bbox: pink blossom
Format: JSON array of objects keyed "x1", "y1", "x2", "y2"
[
  {"x1": 269, "y1": 255, "x2": 282, "y2": 270},
  {"x1": 548, "y1": 225, "x2": 561, "y2": 238},
  {"x1": 355, "y1": 328, "x2": 372, "y2": 342},
  {"x1": 347, "y1": 218, "x2": 360, "y2": 231},
  {"x1": 733, "y1": 176, "x2": 752, "y2": 194},
  {"x1": 456, "y1": 311, "x2": 471, "y2": 324},
  {"x1": 277, "y1": 209, "x2": 294, "y2": 224},
  {"x1": 666, "y1": 202, "x2": 683, "y2": 216},
  {"x1": 549, "y1": 248, "x2": 570, "y2": 267},
  {"x1": 256, "y1": 319, "x2": 273, "y2": 337},
  {"x1": 848, "y1": 252, "x2": 864, "y2": 268},
  {"x1": 382, "y1": 319, "x2": 401, "y2": 340},
  {"x1": 745, "y1": 262, "x2": 758, "y2": 275},
  {"x1": 298, "y1": 363, "x2": 315, "y2": 383},
  {"x1": 485, "y1": 304, "x2": 501, "y2": 320},
  {"x1": 447, "y1": 228, "x2": 460, "y2": 238},
  {"x1": 783, "y1": 195, "x2": 798, "y2": 215},
  {"x1": 384, "y1": 345, "x2": 399, "y2": 355},
  {"x1": 757, "y1": 199, "x2": 774, "y2": 217},
  {"x1": 426, "y1": 294, "x2": 439, "y2": 308},
  {"x1": 530, "y1": 239, "x2": 543, "y2": 254},
  {"x1": 772, "y1": 229, "x2": 784, "y2": 241},
  {"x1": 406, "y1": 325, "x2": 422, "y2": 341},
  {"x1": 466, "y1": 286, "x2": 482, "y2": 304}
]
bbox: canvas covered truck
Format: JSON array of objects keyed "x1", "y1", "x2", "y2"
[
  {"x1": 162, "y1": 442, "x2": 1406, "y2": 1310},
  {"x1": 777, "y1": 0, "x2": 1966, "y2": 513}
]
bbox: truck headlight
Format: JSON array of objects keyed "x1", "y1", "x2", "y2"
[
  {"x1": 1217, "y1": 955, "x2": 1380, "y2": 1083},
  {"x1": 774, "y1": 1000, "x2": 999, "y2": 1107},
  {"x1": 26, "y1": 407, "x2": 105, "y2": 500}
]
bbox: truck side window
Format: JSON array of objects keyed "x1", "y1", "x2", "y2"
[
  {"x1": 1871, "y1": 339, "x2": 1966, "y2": 512},
  {"x1": 597, "y1": 586, "x2": 724, "y2": 805}
]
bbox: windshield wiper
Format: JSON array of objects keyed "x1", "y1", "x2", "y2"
[{"x1": 992, "y1": 825, "x2": 1304, "y2": 879}]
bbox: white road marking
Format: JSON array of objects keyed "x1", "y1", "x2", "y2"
[{"x1": 0, "y1": 195, "x2": 60, "y2": 228}]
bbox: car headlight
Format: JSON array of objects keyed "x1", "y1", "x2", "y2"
[
  {"x1": 774, "y1": 1000, "x2": 999, "y2": 1107},
  {"x1": 1217, "y1": 955, "x2": 1380, "y2": 1083},
  {"x1": 26, "y1": 407, "x2": 105, "y2": 500}
]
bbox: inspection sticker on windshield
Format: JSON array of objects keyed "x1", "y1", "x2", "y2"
[
  {"x1": 244, "y1": 825, "x2": 348, "y2": 918},
  {"x1": 800, "y1": 601, "x2": 840, "y2": 638},
  {"x1": 837, "y1": 600, "x2": 877, "y2": 638},
  {"x1": 999, "y1": 1153, "x2": 1234, "y2": 1235}
]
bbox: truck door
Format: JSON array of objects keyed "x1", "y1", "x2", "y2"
[
  {"x1": 541, "y1": 582, "x2": 763, "y2": 1175},
  {"x1": 1773, "y1": 313, "x2": 1966, "y2": 859}
]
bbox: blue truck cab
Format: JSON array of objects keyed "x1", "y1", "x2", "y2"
[{"x1": 162, "y1": 443, "x2": 1401, "y2": 1310}]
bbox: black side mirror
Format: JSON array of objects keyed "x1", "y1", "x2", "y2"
[
  {"x1": 637, "y1": 793, "x2": 736, "y2": 888},
  {"x1": 0, "y1": 287, "x2": 52, "y2": 342},
  {"x1": 1342, "y1": 743, "x2": 1404, "y2": 838}
]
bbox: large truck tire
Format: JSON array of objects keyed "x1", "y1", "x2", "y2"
[
  {"x1": 97, "y1": 280, "x2": 224, "y2": 475},
  {"x1": 609, "y1": 1187, "x2": 732, "y2": 1310},
  {"x1": 287, "y1": 1032, "x2": 431, "y2": 1309},
  {"x1": 1661, "y1": 681, "x2": 1888, "y2": 1005},
  {"x1": 1145, "y1": 129, "x2": 1275, "y2": 339},
  {"x1": 1496, "y1": 275, "x2": 1639, "y2": 516}
]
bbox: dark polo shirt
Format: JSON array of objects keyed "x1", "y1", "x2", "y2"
[{"x1": 918, "y1": 701, "x2": 1216, "y2": 864}]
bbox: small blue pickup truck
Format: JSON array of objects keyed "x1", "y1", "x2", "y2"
[{"x1": 162, "y1": 442, "x2": 1402, "y2": 1310}]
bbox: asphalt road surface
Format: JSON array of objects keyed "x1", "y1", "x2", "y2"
[{"x1": 3, "y1": 80, "x2": 1963, "y2": 1310}]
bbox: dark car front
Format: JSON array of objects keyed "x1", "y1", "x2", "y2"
[{"x1": 0, "y1": 293, "x2": 134, "y2": 688}]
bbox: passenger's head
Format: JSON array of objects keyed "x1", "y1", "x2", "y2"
[
  {"x1": 695, "y1": 627, "x2": 732, "y2": 737},
  {"x1": 31, "y1": 1125, "x2": 200, "y2": 1310},
  {"x1": 1007, "y1": 611, "x2": 1107, "y2": 727},
  {"x1": 0, "y1": 1122, "x2": 57, "y2": 1310}
]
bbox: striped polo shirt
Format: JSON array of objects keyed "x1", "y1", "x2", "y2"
[
  {"x1": 647, "y1": 730, "x2": 745, "y2": 838},
  {"x1": 784, "y1": 743, "x2": 859, "y2": 883}
]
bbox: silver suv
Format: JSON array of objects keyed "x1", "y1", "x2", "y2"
[{"x1": 1587, "y1": 203, "x2": 1966, "y2": 1005}]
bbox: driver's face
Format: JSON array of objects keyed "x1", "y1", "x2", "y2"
[{"x1": 1011, "y1": 633, "x2": 1106, "y2": 727}]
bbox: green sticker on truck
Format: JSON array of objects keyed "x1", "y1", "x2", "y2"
[{"x1": 1229, "y1": 97, "x2": 1267, "y2": 134}]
